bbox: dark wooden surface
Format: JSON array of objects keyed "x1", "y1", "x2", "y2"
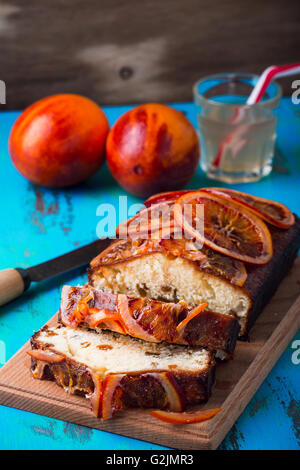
[{"x1": 0, "y1": 0, "x2": 299, "y2": 109}]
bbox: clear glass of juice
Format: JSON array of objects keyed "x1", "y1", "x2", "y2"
[{"x1": 193, "y1": 73, "x2": 282, "y2": 183}]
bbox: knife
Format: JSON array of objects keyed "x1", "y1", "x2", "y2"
[{"x1": 0, "y1": 238, "x2": 112, "y2": 307}]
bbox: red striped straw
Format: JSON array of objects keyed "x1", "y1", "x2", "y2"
[{"x1": 212, "y1": 63, "x2": 300, "y2": 168}]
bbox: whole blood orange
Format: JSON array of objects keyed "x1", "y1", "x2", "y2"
[
  {"x1": 106, "y1": 104, "x2": 200, "y2": 197},
  {"x1": 173, "y1": 190, "x2": 273, "y2": 264},
  {"x1": 9, "y1": 94, "x2": 109, "y2": 187}
]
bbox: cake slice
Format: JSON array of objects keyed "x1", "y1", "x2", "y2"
[
  {"x1": 29, "y1": 325, "x2": 215, "y2": 420},
  {"x1": 89, "y1": 219, "x2": 300, "y2": 336},
  {"x1": 59, "y1": 285, "x2": 240, "y2": 355}
]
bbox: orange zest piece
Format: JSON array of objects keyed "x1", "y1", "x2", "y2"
[
  {"x1": 69, "y1": 297, "x2": 121, "y2": 330},
  {"x1": 88, "y1": 308, "x2": 120, "y2": 328},
  {"x1": 71, "y1": 300, "x2": 89, "y2": 324},
  {"x1": 176, "y1": 303, "x2": 208, "y2": 331},
  {"x1": 151, "y1": 407, "x2": 221, "y2": 425},
  {"x1": 103, "y1": 320, "x2": 127, "y2": 335},
  {"x1": 173, "y1": 190, "x2": 273, "y2": 265},
  {"x1": 27, "y1": 349, "x2": 65, "y2": 364}
]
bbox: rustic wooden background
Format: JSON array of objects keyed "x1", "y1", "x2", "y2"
[{"x1": 0, "y1": 0, "x2": 300, "y2": 109}]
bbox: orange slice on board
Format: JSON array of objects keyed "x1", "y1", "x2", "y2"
[
  {"x1": 151, "y1": 407, "x2": 221, "y2": 424},
  {"x1": 201, "y1": 188, "x2": 295, "y2": 229},
  {"x1": 173, "y1": 191, "x2": 273, "y2": 265}
]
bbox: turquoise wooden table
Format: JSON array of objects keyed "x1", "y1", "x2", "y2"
[{"x1": 0, "y1": 99, "x2": 299, "y2": 450}]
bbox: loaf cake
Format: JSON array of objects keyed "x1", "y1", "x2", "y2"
[
  {"x1": 59, "y1": 285, "x2": 240, "y2": 355},
  {"x1": 28, "y1": 188, "x2": 299, "y2": 422},
  {"x1": 29, "y1": 325, "x2": 215, "y2": 419},
  {"x1": 89, "y1": 201, "x2": 300, "y2": 337}
]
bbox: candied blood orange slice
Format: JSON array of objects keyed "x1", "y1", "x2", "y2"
[
  {"x1": 116, "y1": 201, "x2": 175, "y2": 239},
  {"x1": 117, "y1": 294, "x2": 159, "y2": 342},
  {"x1": 90, "y1": 373, "x2": 103, "y2": 418},
  {"x1": 202, "y1": 188, "x2": 295, "y2": 229},
  {"x1": 101, "y1": 374, "x2": 124, "y2": 420},
  {"x1": 91, "y1": 238, "x2": 159, "y2": 267},
  {"x1": 151, "y1": 407, "x2": 221, "y2": 424},
  {"x1": 173, "y1": 191, "x2": 273, "y2": 264},
  {"x1": 144, "y1": 190, "x2": 191, "y2": 207},
  {"x1": 101, "y1": 372, "x2": 184, "y2": 420},
  {"x1": 150, "y1": 372, "x2": 185, "y2": 412}
]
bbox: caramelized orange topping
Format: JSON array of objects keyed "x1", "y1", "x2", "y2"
[
  {"x1": 173, "y1": 191, "x2": 273, "y2": 265},
  {"x1": 202, "y1": 188, "x2": 295, "y2": 229},
  {"x1": 176, "y1": 303, "x2": 208, "y2": 331}
]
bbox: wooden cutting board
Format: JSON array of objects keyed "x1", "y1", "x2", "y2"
[{"x1": 0, "y1": 259, "x2": 299, "y2": 450}]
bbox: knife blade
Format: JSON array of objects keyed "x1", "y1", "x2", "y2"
[{"x1": 0, "y1": 238, "x2": 112, "y2": 307}]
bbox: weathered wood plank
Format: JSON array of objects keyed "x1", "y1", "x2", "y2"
[{"x1": 0, "y1": 0, "x2": 299, "y2": 109}]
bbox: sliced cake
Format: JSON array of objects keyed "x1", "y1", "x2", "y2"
[
  {"x1": 29, "y1": 325, "x2": 215, "y2": 420},
  {"x1": 59, "y1": 285, "x2": 240, "y2": 355}
]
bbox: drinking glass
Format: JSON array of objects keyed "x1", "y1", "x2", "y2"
[{"x1": 193, "y1": 73, "x2": 282, "y2": 183}]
